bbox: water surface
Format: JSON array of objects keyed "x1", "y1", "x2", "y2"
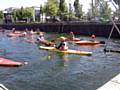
[{"x1": 0, "y1": 32, "x2": 120, "y2": 90}]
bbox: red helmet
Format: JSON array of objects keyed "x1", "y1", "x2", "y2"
[{"x1": 91, "y1": 34, "x2": 96, "y2": 38}]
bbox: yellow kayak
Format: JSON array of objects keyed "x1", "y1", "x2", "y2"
[{"x1": 39, "y1": 46, "x2": 92, "y2": 56}]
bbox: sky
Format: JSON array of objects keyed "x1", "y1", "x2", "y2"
[{"x1": 0, "y1": 0, "x2": 117, "y2": 12}]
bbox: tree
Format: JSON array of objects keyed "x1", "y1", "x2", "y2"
[
  {"x1": 88, "y1": 0, "x2": 99, "y2": 20},
  {"x1": 99, "y1": 0, "x2": 112, "y2": 22},
  {"x1": 43, "y1": 0, "x2": 58, "y2": 22},
  {"x1": 13, "y1": 7, "x2": 34, "y2": 22},
  {"x1": 24, "y1": 7, "x2": 34, "y2": 18},
  {"x1": 87, "y1": 9, "x2": 93, "y2": 21},
  {"x1": 0, "y1": 11, "x2": 4, "y2": 20},
  {"x1": 40, "y1": 5, "x2": 44, "y2": 22},
  {"x1": 19, "y1": 7, "x2": 25, "y2": 19},
  {"x1": 87, "y1": 0, "x2": 112, "y2": 22},
  {"x1": 74, "y1": 0, "x2": 83, "y2": 19},
  {"x1": 44, "y1": 0, "x2": 58, "y2": 16},
  {"x1": 59, "y1": 0, "x2": 68, "y2": 20},
  {"x1": 69, "y1": 2, "x2": 74, "y2": 20}
]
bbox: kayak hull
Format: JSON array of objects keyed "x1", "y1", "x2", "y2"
[
  {"x1": 39, "y1": 46, "x2": 92, "y2": 56},
  {"x1": 7, "y1": 33, "x2": 24, "y2": 37},
  {"x1": 75, "y1": 40, "x2": 100, "y2": 45},
  {"x1": 0, "y1": 57, "x2": 23, "y2": 67}
]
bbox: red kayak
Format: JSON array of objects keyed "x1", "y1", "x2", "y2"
[
  {"x1": 7, "y1": 33, "x2": 24, "y2": 37},
  {"x1": 75, "y1": 40, "x2": 100, "y2": 45},
  {"x1": 59, "y1": 36, "x2": 80, "y2": 42},
  {"x1": 0, "y1": 57, "x2": 23, "y2": 67}
]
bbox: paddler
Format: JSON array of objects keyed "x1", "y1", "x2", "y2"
[
  {"x1": 22, "y1": 28, "x2": 29, "y2": 36},
  {"x1": 11, "y1": 28, "x2": 16, "y2": 33},
  {"x1": 91, "y1": 34, "x2": 96, "y2": 41},
  {"x1": 36, "y1": 32, "x2": 55, "y2": 46},
  {"x1": 69, "y1": 31, "x2": 75, "y2": 39},
  {"x1": 37, "y1": 32, "x2": 45, "y2": 42},
  {"x1": 68, "y1": 31, "x2": 80, "y2": 41},
  {"x1": 56, "y1": 36, "x2": 68, "y2": 51}
]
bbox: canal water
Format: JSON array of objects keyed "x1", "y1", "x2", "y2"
[{"x1": 0, "y1": 32, "x2": 120, "y2": 90}]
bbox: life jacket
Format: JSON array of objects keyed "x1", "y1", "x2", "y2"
[
  {"x1": 37, "y1": 35, "x2": 45, "y2": 42},
  {"x1": 59, "y1": 42, "x2": 68, "y2": 50}
]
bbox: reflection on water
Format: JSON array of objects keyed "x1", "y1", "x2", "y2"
[
  {"x1": 56, "y1": 53, "x2": 69, "y2": 67},
  {"x1": 0, "y1": 32, "x2": 120, "y2": 90}
]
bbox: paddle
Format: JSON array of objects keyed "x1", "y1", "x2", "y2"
[
  {"x1": 99, "y1": 41, "x2": 105, "y2": 44},
  {"x1": 104, "y1": 48, "x2": 120, "y2": 53}
]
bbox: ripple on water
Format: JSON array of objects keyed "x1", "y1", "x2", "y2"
[{"x1": 0, "y1": 33, "x2": 120, "y2": 90}]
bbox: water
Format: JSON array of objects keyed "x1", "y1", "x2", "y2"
[{"x1": 0, "y1": 32, "x2": 120, "y2": 90}]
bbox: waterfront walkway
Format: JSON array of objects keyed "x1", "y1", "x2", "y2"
[
  {"x1": 97, "y1": 73, "x2": 120, "y2": 90},
  {"x1": 0, "y1": 84, "x2": 9, "y2": 90}
]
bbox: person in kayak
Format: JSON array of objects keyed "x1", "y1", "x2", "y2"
[
  {"x1": 30, "y1": 29, "x2": 35, "y2": 35},
  {"x1": 36, "y1": 33, "x2": 55, "y2": 46},
  {"x1": 67, "y1": 31, "x2": 80, "y2": 41},
  {"x1": 91, "y1": 34, "x2": 96, "y2": 41},
  {"x1": 56, "y1": 36, "x2": 68, "y2": 51},
  {"x1": 11, "y1": 28, "x2": 16, "y2": 33},
  {"x1": 22, "y1": 28, "x2": 30, "y2": 36},
  {"x1": 37, "y1": 32, "x2": 45, "y2": 41},
  {"x1": 11, "y1": 28, "x2": 21, "y2": 34},
  {"x1": 69, "y1": 31, "x2": 75, "y2": 39}
]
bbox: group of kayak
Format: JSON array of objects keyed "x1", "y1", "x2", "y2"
[
  {"x1": 0, "y1": 28, "x2": 105, "y2": 67},
  {"x1": 0, "y1": 28, "x2": 38, "y2": 67},
  {"x1": 36, "y1": 32, "x2": 105, "y2": 56},
  {"x1": 6, "y1": 28, "x2": 105, "y2": 46},
  {"x1": 6, "y1": 29, "x2": 105, "y2": 54},
  {"x1": 5, "y1": 28, "x2": 105, "y2": 50},
  {"x1": 36, "y1": 31, "x2": 105, "y2": 47},
  {"x1": 6, "y1": 28, "x2": 38, "y2": 37}
]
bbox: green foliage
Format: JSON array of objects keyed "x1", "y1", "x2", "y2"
[
  {"x1": 44, "y1": 0, "x2": 58, "y2": 16},
  {"x1": 13, "y1": 7, "x2": 34, "y2": 21},
  {"x1": 0, "y1": 11, "x2": 4, "y2": 20},
  {"x1": 74, "y1": 0, "x2": 83, "y2": 19},
  {"x1": 59, "y1": 0, "x2": 68, "y2": 13},
  {"x1": 59, "y1": 0, "x2": 68, "y2": 20},
  {"x1": 69, "y1": 3, "x2": 75, "y2": 20},
  {"x1": 88, "y1": 1, "x2": 100, "y2": 20},
  {"x1": 99, "y1": 1, "x2": 112, "y2": 22},
  {"x1": 87, "y1": 0, "x2": 112, "y2": 22},
  {"x1": 24, "y1": 7, "x2": 34, "y2": 18}
]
